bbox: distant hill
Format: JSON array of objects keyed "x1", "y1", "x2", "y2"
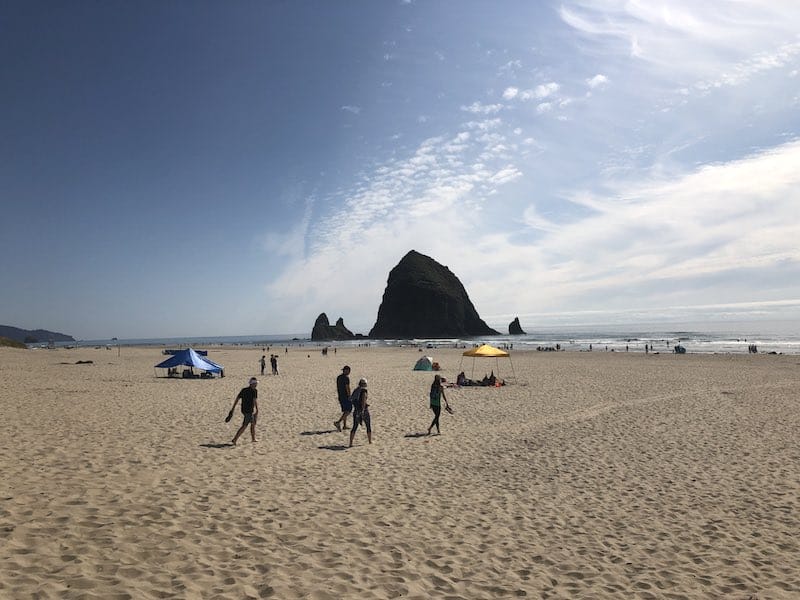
[
  {"x1": 0, "y1": 325, "x2": 75, "y2": 344},
  {"x1": 0, "y1": 336, "x2": 27, "y2": 349}
]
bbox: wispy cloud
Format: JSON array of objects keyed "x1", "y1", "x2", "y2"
[
  {"x1": 502, "y1": 82, "x2": 561, "y2": 102},
  {"x1": 264, "y1": 92, "x2": 800, "y2": 331},
  {"x1": 494, "y1": 139, "x2": 800, "y2": 317},
  {"x1": 341, "y1": 105, "x2": 361, "y2": 114},
  {"x1": 560, "y1": 1, "x2": 800, "y2": 90},
  {"x1": 262, "y1": 117, "x2": 533, "y2": 330},
  {"x1": 586, "y1": 73, "x2": 608, "y2": 88},
  {"x1": 461, "y1": 101, "x2": 504, "y2": 114}
]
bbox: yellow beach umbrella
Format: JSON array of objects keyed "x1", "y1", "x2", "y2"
[{"x1": 459, "y1": 344, "x2": 515, "y2": 381}]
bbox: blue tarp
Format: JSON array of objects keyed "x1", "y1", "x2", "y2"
[{"x1": 155, "y1": 348, "x2": 223, "y2": 373}]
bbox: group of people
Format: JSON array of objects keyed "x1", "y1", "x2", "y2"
[
  {"x1": 227, "y1": 364, "x2": 455, "y2": 447},
  {"x1": 259, "y1": 354, "x2": 279, "y2": 376},
  {"x1": 456, "y1": 370, "x2": 504, "y2": 387},
  {"x1": 333, "y1": 365, "x2": 371, "y2": 447}
]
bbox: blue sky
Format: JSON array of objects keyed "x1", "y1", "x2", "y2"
[{"x1": 2, "y1": 1, "x2": 799, "y2": 339}]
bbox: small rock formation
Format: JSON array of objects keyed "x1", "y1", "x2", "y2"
[
  {"x1": 368, "y1": 250, "x2": 499, "y2": 339},
  {"x1": 508, "y1": 317, "x2": 526, "y2": 335},
  {"x1": 311, "y1": 313, "x2": 356, "y2": 341}
]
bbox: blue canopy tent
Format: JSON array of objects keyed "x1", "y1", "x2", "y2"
[{"x1": 154, "y1": 348, "x2": 224, "y2": 378}]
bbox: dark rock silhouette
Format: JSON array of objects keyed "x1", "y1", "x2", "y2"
[
  {"x1": 509, "y1": 317, "x2": 526, "y2": 335},
  {"x1": 369, "y1": 250, "x2": 499, "y2": 339},
  {"x1": 0, "y1": 325, "x2": 75, "y2": 344},
  {"x1": 311, "y1": 313, "x2": 356, "y2": 341}
]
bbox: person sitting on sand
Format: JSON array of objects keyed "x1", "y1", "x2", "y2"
[
  {"x1": 230, "y1": 377, "x2": 259, "y2": 445},
  {"x1": 456, "y1": 371, "x2": 476, "y2": 386},
  {"x1": 349, "y1": 378, "x2": 371, "y2": 447},
  {"x1": 427, "y1": 374, "x2": 451, "y2": 435}
]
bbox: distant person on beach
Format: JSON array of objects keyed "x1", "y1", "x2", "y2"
[
  {"x1": 427, "y1": 374, "x2": 451, "y2": 435},
  {"x1": 230, "y1": 377, "x2": 259, "y2": 445},
  {"x1": 334, "y1": 365, "x2": 352, "y2": 432},
  {"x1": 349, "y1": 378, "x2": 371, "y2": 447},
  {"x1": 270, "y1": 354, "x2": 278, "y2": 375},
  {"x1": 260, "y1": 355, "x2": 266, "y2": 376}
]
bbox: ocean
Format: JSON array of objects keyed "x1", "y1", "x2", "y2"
[{"x1": 62, "y1": 320, "x2": 800, "y2": 355}]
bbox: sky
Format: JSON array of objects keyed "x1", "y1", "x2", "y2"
[{"x1": 2, "y1": 1, "x2": 799, "y2": 340}]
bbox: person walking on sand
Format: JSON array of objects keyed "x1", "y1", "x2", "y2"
[
  {"x1": 427, "y1": 374, "x2": 451, "y2": 435},
  {"x1": 270, "y1": 354, "x2": 278, "y2": 375},
  {"x1": 334, "y1": 365, "x2": 352, "y2": 432},
  {"x1": 260, "y1": 355, "x2": 266, "y2": 376},
  {"x1": 230, "y1": 377, "x2": 259, "y2": 445},
  {"x1": 349, "y1": 378, "x2": 371, "y2": 447}
]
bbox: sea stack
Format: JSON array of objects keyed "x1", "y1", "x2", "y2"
[
  {"x1": 368, "y1": 250, "x2": 499, "y2": 339},
  {"x1": 311, "y1": 313, "x2": 356, "y2": 341},
  {"x1": 509, "y1": 317, "x2": 526, "y2": 335}
]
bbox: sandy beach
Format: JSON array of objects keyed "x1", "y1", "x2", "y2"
[{"x1": 1, "y1": 345, "x2": 798, "y2": 599}]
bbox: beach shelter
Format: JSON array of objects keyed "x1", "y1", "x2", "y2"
[
  {"x1": 413, "y1": 356, "x2": 434, "y2": 371},
  {"x1": 459, "y1": 344, "x2": 516, "y2": 381},
  {"x1": 154, "y1": 348, "x2": 223, "y2": 376}
]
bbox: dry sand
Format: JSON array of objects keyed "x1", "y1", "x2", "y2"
[{"x1": 1, "y1": 345, "x2": 798, "y2": 599}]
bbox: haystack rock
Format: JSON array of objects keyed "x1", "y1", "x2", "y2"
[
  {"x1": 509, "y1": 317, "x2": 526, "y2": 335},
  {"x1": 368, "y1": 250, "x2": 499, "y2": 339},
  {"x1": 311, "y1": 313, "x2": 356, "y2": 341}
]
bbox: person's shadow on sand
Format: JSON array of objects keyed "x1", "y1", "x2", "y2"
[
  {"x1": 200, "y1": 442, "x2": 235, "y2": 449},
  {"x1": 300, "y1": 429, "x2": 337, "y2": 436},
  {"x1": 404, "y1": 432, "x2": 429, "y2": 438},
  {"x1": 318, "y1": 444, "x2": 348, "y2": 451}
]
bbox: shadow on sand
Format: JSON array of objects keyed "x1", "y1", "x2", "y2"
[
  {"x1": 200, "y1": 442, "x2": 235, "y2": 449},
  {"x1": 404, "y1": 432, "x2": 430, "y2": 438},
  {"x1": 300, "y1": 429, "x2": 337, "y2": 436},
  {"x1": 318, "y1": 444, "x2": 349, "y2": 451}
]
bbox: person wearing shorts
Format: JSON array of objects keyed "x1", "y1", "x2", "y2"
[
  {"x1": 334, "y1": 365, "x2": 351, "y2": 431},
  {"x1": 349, "y1": 378, "x2": 371, "y2": 447},
  {"x1": 230, "y1": 377, "x2": 259, "y2": 445}
]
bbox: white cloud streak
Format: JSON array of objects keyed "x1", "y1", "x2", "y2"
[
  {"x1": 560, "y1": 1, "x2": 800, "y2": 90},
  {"x1": 461, "y1": 101, "x2": 504, "y2": 114}
]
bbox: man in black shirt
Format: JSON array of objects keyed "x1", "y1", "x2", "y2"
[
  {"x1": 230, "y1": 377, "x2": 259, "y2": 445},
  {"x1": 333, "y1": 365, "x2": 351, "y2": 432}
]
